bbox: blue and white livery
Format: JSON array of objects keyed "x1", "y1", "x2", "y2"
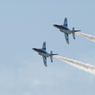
[
  {"x1": 32, "y1": 42, "x2": 58, "y2": 67},
  {"x1": 53, "y1": 18, "x2": 81, "y2": 44}
]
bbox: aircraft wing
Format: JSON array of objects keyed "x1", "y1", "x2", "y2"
[
  {"x1": 42, "y1": 42, "x2": 46, "y2": 51},
  {"x1": 63, "y1": 18, "x2": 68, "y2": 28},
  {"x1": 42, "y1": 55, "x2": 47, "y2": 67},
  {"x1": 64, "y1": 32, "x2": 69, "y2": 44}
]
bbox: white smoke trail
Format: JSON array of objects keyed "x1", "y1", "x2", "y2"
[
  {"x1": 76, "y1": 32, "x2": 95, "y2": 42},
  {"x1": 54, "y1": 55, "x2": 95, "y2": 75}
]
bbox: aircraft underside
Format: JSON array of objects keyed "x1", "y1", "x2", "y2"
[
  {"x1": 39, "y1": 52, "x2": 49, "y2": 57},
  {"x1": 60, "y1": 29, "x2": 71, "y2": 34}
]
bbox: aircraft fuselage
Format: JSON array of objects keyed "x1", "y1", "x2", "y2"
[
  {"x1": 53, "y1": 24, "x2": 72, "y2": 34},
  {"x1": 32, "y1": 48, "x2": 50, "y2": 57}
]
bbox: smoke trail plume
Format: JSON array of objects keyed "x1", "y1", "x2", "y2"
[
  {"x1": 54, "y1": 55, "x2": 95, "y2": 75},
  {"x1": 76, "y1": 32, "x2": 95, "y2": 42}
]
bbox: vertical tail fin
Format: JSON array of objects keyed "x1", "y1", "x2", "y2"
[
  {"x1": 42, "y1": 42, "x2": 46, "y2": 51},
  {"x1": 63, "y1": 18, "x2": 68, "y2": 28}
]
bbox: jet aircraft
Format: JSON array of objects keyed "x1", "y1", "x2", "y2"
[
  {"x1": 53, "y1": 18, "x2": 81, "y2": 44},
  {"x1": 32, "y1": 42, "x2": 58, "y2": 67}
]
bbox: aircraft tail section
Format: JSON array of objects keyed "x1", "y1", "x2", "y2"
[
  {"x1": 72, "y1": 27, "x2": 81, "y2": 39},
  {"x1": 63, "y1": 18, "x2": 68, "y2": 28},
  {"x1": 50, "y1": 51, "x2": 58, "y2": 62},
  {"x1": 72, "y1": 27, "x2": 81, "y2": 32},
  {"x1": 42, "y1": 42, "x2": 46, "y2": 51}
]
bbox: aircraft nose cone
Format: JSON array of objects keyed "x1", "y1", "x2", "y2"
[
  {"x1": 32, "y1": 48, "x2": 38, "y2": 51},
  {"x1": 32, "y1": 48, "x2": 36, "y2": 50},
  {"x1": 53, "y1": 24, "x2": 60, "y2": 28},
  {"x1": 53, "y1": 24, "x2": 57, "y2": 27}
]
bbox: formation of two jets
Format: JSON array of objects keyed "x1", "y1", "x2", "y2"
[{"x1": 33, "y1": 18, "x2": 81, "y2": 67}]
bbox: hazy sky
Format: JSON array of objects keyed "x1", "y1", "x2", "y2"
[{"x1": 0, "y1": 0, "x2": 95, "y2": 95}]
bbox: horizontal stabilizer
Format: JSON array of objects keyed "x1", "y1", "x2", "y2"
[
  {"x1": 72, "y1": 32, "x2": 75, "y2": 39},
  {"x1": 50, "y1": 51, "x2": 53, "y2": 62}
]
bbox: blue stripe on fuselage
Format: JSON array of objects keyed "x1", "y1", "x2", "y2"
[
  {"x1": 33, "y1": 48, "x2": 47, "y2": 54},
  {"x1": 54, "y1": 24, "x2": 69, "y2": 30}
]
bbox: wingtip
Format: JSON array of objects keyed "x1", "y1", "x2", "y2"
[{"x1": 67, "y1": 42, "x2": 69, "y2": 44}]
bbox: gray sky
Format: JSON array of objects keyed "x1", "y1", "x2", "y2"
[{"x1": 0, "y1": 0, "x2": 95, "y2": 95}]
